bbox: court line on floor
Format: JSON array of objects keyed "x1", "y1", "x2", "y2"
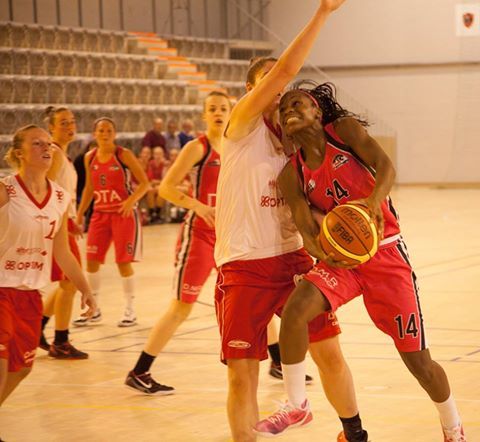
[{"x1": 416, "y1": 253, "x2": 480, "y2": 270}]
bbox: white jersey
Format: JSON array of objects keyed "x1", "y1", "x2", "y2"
[
  {"x1": 53, "y1": 143, "x2": 77, "y2": 218},
  {"x1": 215, "y1": 117, "x2": 302, "y2": 267},
  {"x1": 0, "y1": 174, "x2": 69, "y2": 290}
]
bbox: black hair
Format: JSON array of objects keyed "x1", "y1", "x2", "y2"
[{"x1": 283, "y1": 80, "x2": 369, "y2": 127}]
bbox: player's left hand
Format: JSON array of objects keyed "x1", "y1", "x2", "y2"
[
  {"x1": 70, "y1": 220, "x2": 84, "y2": 238},
  {"x1": 349, "y1": 197, "x2": 384, "y2": 240}
]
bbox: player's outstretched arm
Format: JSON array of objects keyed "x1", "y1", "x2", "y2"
[{"x1": 227, "y1": 0, "x2": 347, "y2": 140}]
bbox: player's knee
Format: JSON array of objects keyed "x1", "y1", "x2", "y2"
[
  {"x1": 283, "y1": 285, "x2": 328, "y2": 326},
  {"x1": 228, "y1": 367, "x2": 251, "y2": 393},
  {"x1": 59, "y1": 280, "x2": 76, "y2": 296},
  {"x1": 402, "y1": 353, "x2": 435, "y2": 384},
  {"x1": 312, "y1": 345, "x2": 345, "y2": 375},
  {"x1": 169, "y1": 300, "x2": 193, "y2": 322}
]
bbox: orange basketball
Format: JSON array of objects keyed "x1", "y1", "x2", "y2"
[{"x1": 318, "y1": 203, "x2": 378, "y2": 266}]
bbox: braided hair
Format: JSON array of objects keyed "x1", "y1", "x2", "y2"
[{"x1": 284, "y1": 80, "x2": 369, "y2": 127}]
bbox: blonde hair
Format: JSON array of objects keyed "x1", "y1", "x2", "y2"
[{"x1": 4, "y1": 124, "x2": 41, "y2": 169}]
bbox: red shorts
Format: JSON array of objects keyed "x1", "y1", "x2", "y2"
[
  {"x1": 173, "y1": 224, "x2": 216, "y2": 304},
  {"x1": 86, "y1": 210, "x2": 142, "y2": 263},
  {"x1": 215, "y1": 249, "x2": 341, "y2": 362},
  {"x1": 51, "y1": 218, "x2": 81, "y2": 282},
  {"x1": 304, "y1": 237, "x2": 426, "y2": 352},
  {"x1": 0, "y1": 288, "x2": 42, "y2": 372}
]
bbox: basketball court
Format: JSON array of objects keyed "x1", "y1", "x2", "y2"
[{"x1": 1, "y1": 187, "x2": 478, "y2": 441}]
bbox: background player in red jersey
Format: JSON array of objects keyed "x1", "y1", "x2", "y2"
[
  {"x1": 38, "y1": 106, "x2": 89, "y2": 359},
  {"x1": 266, "y1": 81, "x2": 466, "y2": 442},
  {"x1": 0, "y1": 125, "x2": 95, "y2": 411},
  {"x1": 74, "y1": 118, "x2": 149, "y2": 327},
  {"x1": 124, "y1": 91, "x2": 230, "y2": 395}
]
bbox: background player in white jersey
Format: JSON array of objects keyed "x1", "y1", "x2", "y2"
[
  {"x1": 38, "y1": 106, "x2": 88, "y2": 359},
  {"x1": 74, "y1": 118, "x2": 149, "y2": 327},
  {"x1": 0, "y1": 125, "x2": 95, "y2": 412},
  {"x1": 213, "y1": 2, "x2": 370, "y2": 441}
]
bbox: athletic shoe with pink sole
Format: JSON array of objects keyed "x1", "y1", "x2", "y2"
[
  {"x1": 254, "y1": 399, "x2": 312, "y2": 437},
  {"x1": 443, "y1": 423, "x2": 466, "y2": 442}
]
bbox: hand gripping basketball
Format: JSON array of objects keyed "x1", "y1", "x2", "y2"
[{"x1": 318, "y1": 202, "x2": 379, "y2": 266}]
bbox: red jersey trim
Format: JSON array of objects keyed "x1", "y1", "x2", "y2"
[{"x1": 15, "y1": 174, "x2": 52, "y2": 209}]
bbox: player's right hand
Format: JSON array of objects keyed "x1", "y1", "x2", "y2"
[{"x1": 320, "y1": 0, "x2": 347, "y2": 13}]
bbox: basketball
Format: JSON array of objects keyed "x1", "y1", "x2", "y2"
[{"x1": 318, "y1": 203, "x2": 378, "y2": 265}]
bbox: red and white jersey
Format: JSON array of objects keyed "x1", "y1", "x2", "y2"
[
  {"x1": 89, "y1": 147, "x2": 133, "y2": 213},
  {"x1": 0, "y1": 174, "x2": 69, "y2": 290},
  {"x1": 215, "y1": 117, "x2": 302, "y2": 267},
  {"x1": 185, "y1": 135, "x2": 220, "y2": 232},
  {"x1": 290, "y1": 123, "x2": 400, "y2": 240},
  {"x1": 52, "y1": 142, "x2": 77, "y2": 219}
]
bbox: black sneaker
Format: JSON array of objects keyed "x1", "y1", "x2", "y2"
[
  {"x1": 39, "y1": 333, "x2": 50, "y2": 351},
  {"x1": 48, "y1": 342, "x2": 89, "y2": 359},
  {"x1": 125, "y1": 371, "x2": 175, "y2": 395},
  {"x1": 269, "y1": 362, "x2": 314, "y2": 385}
]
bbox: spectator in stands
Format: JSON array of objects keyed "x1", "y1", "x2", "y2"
[
  {"x1": 178, "y1": 119, "x2": 195, "y2": 148},
  {"x1": 163, "y1": 119, "x2": 181, "y2": 153},
  {"x1": 142, "y1": 118, "x2": 166, "y2": 152},
  {"x1": 146, "y1": 146, "x2": 167, "y2": 223}
]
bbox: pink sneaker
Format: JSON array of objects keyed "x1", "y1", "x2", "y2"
[
  {"x1": 254, "y1": 399, "x2": 312, "y2": 437},
  {"x1": 443, "y1": 423, "x2": 466, "y2": 442}
]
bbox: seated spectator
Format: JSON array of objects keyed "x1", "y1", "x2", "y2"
[
  {"x1": 134, "y1": 146, "x2": 152, "y2": 225},
  {"x1": 178, "y1": 119, "x2": 195, "y2": 148},
  {"x1": 142, "y1": 118, "x2": 166, "y2": 152},
  {"x1": 147, "y1": 147, "x2": 168, "y2": 223},
  {"x1": 163, "y1": 119, "x2": 181, "y2": 154}
]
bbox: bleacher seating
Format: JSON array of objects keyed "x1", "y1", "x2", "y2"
[{"x1": 0, "y1": 20, "x2": 275, "y2": 160}]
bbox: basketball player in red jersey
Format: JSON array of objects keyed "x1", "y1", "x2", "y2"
[
  {"x1": 74, "y1": 118, "x2": 149, "y2": 327},
  {"x1": 0, "y1": 125, "x2": 95, "y2": 411},
  {"x1": 124, "y1": 91, "x2": 230, "y2": 394},
  {"x1": 38, "y1": 106, "x2": 88, "y2": 359},
  {"x1": 214, "y1": 2, "x2": 371, "y2": 442},
  {"x1": 263, "y1": 81, "x2": 466, "y2": 442}
]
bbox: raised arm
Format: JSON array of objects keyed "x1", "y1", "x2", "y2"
[
  {"x1": 334, "y1": 117, "x2": 396, "y2": 238},
  {"x1": 158, "y1": 139, "x2": 215, "y2": 227},
  {"x1": 227, "y1": 0, "x2": 346, "y2": 140}
]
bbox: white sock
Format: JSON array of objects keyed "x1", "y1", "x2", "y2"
[
  {"x1": 281, "y1": 361, "x2": 307, "y2": 409},
  {"x1": 434, "y1": 394, "x2": 461, "y2": 429},
  {"x1": 121, "y1": 275, "x2": 135, "y2": 311},
  {"x1": 87, "y1": 271, "x2": 101, "y2": 309}
]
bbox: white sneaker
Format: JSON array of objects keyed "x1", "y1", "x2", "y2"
[
  {"x1": 118, "y1": 308, "x2": 137, "y2": 327},
  {"x1": 72, "y1": 309, "x2": 102, "y2": 327},
  {"x1": 443, "y1": 423, "x2": 467, "y2": 442}
]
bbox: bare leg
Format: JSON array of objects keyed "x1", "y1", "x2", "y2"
[
  {"x1": 267, "y1": 318, "x2": 278, "y2": 345},
  {"x1": 0, "y1": 361, "x2": 32, "y2": 406},
  {"x1": 309, "y1": 336, "x2": 358, "y2": 418},
  {"x1": 54, "y1": 280, "x2": 77, "y2": 330},
  {"x1": 144, "y1": 299, "x2": 194, "y2": 356},
  {"x1": 227, "y1": 359, "x2": 259, "y2": 442},
  {"x1": 42, "y1": 288, "x2": 57, "y2": 318},
  {"x1": 117, "y1": 262, "x2": 134, "y2": 278},
  {"x1": 400, "y1": 349, "x2": 450, "y2": 402},
  {"x1": 86, "y1": 260, "x2": 101, "y2": 274},
  {"x1": 280, "y1": 280, "x2": 330, "y2": 364}
]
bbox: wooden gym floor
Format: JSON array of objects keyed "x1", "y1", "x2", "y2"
[{"x1": 1, "y1": 187, "x2": 479, "y2": 442}]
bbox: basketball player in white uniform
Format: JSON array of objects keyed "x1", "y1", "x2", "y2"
[
  {"x1": 213, "y1": 2, "x2": 370, "y2": 441},
  {"x1": 0, "y1": 125, "x2": 95, "y2": 411},
  {"x1": 39, "y1": 106, "x2": 89, "y2": 359}
]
